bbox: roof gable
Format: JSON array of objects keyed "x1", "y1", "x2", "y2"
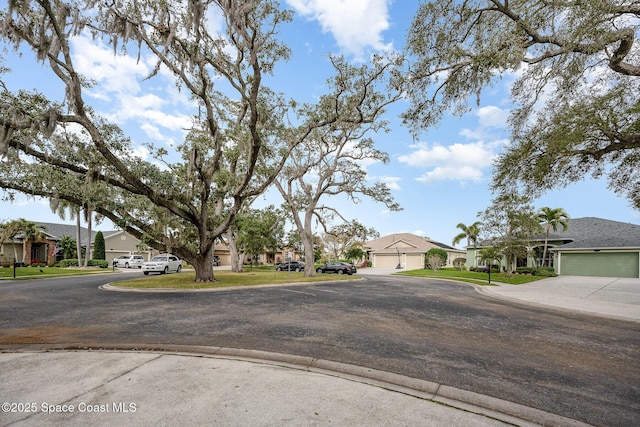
[
  {"x1": 365, "y1": 233, "x2": 463, "y2": 253},
  {"x1": 383, "y1": 239, "x2": 418, "y2": 250}
]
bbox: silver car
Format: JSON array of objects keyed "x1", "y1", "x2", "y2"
[
  {"x1": 142, "y1": 254, "x2": 183, "y2": 275},
  {"x1": 115, "y1": 255, "x2": 145, "y2": 269}
]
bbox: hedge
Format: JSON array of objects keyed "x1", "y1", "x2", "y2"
[{"x1": 57, "y1": 259, "x2": 110, "y2": 268}]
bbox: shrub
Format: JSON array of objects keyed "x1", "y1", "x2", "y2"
[
  {"x1": 471, "y1": 265, "x2": 499, "y2": 273},
  {"x1": 452, "y1": 257, "x2": 466, "y2": 271},
  {"x1": 516, "y1": 267, "x2": 535, "y2": 275},
  {"x1": 93, "y1": 231, "x2": 106, "y2": 260},
  {"x1": 534, "y1": 267, "x2": 557, "y2": 277},
  {"x1": 88, "y1": 259, "x2": 109, "y2": 268},
  {"x1": 57, "y1": 259, "x2": 107, "y2": 268},
  {"x1": 425, "y1": 248, "x2": 448, "y2": 270},
  {"x1": 58, "y1": 259, "x2": 79, "y2": 268}
]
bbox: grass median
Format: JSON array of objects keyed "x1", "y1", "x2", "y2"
[
  {"x1": 112, "y1": 269, "x2": 360, "y2": 289},
  {"x1": 0, "y1": 266, "x2": 111, "y2": 280},
  {"x1": 395, "y1": 268, "x2": 548, "y2": 286}
]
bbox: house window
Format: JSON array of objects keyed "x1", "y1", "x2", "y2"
[{"x1": 534, "y1": 246, "x2": 555, "y2": 268}]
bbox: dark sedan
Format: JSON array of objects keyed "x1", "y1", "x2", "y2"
[
  {"x1": 275, "y1": 261, "x2": 305, "y2": 272},
  {"x1": 316, "y1": 261, "x2": 357, "y2": 275}
]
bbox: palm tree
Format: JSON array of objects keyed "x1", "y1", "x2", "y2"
[
  {"x1": 83, "y1": 202, "x2": 93, "y2": 267},
  {"x1": 537, "y1": 207, "x2": 570, "y2": 268},
  {"x1": 452, "y1": 221, "x2": 482, "y2": 247},
  {"x1": 58, "y1": 235, "x2": 77, "y2": 259},
  {"x1": 14, "y1": 219, "x2": 47, "y2": 264},
  {"x1": 50, "y1": 198, "x2": 83, "y2": 265},
  {"x1": 452, "y1": 221, "x2": 482, "y2": 267}
]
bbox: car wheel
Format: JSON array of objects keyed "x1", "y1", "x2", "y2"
[
  {"x1": 338, "y1": 269, "x2": 344, "y2": 274},
  {"x1": 162, "y1": 266, "x2": 169, "y2": 274},
  {"x1": 276, "y1": 267, "x2": 282, "y2": 271},
  {"x1": 316, "y1": 268, "x2": 323, "y2": 273},
  {"x1": 143, "y1": 272, "x2": 149, "y2": 275},
  {"x1": 124, "y1": 263, "x2": 129, "y2": 268},
  {"x1": 177, "y1": 265, "x2": 182, "y2": 273},
  {"x1": 295, "y1": 267, "x2": 301, "y2": 272}
]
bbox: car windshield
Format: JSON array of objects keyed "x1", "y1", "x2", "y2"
[{"x1": 151, "y1": 256, "x2": 168, "y2": 262}]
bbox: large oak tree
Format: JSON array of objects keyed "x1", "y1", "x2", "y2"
[
  {"x1": 274, "y1": 55, "x2": 403, "y2": 276},
  {"x1": 406, "y1": 0, "x2": 640, "y2": 208},
  {"x1": 0, "y1": 0, "x2": 399, "y2": 281}
]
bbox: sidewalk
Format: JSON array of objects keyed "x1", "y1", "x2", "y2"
[{"x1": 0, "y1": 347, "x2": 586, "y2": 427}]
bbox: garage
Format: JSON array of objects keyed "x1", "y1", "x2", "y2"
[
  {"x1": 365, "y1": 233, "x2": 466, "y2": 270},
  {"x1": 559, "y1": 252, "x2": 640, "y2": 278},
  {"x1": 372, "y1": 254, "x2": 401, "y2": 269}
]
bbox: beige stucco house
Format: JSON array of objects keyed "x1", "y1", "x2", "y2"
[
  {"x1": 100, "y1": 229, "x2": 159, "y2": 262},
  {"x1": 364, "y1": 233, "x2": 465, "y2": 270}
]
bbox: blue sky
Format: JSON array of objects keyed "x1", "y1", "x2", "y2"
[{"x1": 1, "y1": 0, "x2": 637, "y2": 247}]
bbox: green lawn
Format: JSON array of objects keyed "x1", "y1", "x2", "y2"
[
  {"x1": 112, "y1": 269, "x2": 360, "y2": 289},
  {"x1": 395, "y1": 268, "x2": 548, "y2": 285},
  {"x1": 0, "y1": 266, "x2": 111, "y2": 280}
]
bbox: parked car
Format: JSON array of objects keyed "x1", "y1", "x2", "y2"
[
  {"x1": 275, "y1": 261, "x2": 305, "y2": 272},
  {"x1": 316, "y1": 261, "x2": 357, "y2": 275},
  {"x1": 142, "y1": 254, "x2": 183, "y2": 275},
  {"x1": 115, "y1": 255, "x2": 145, "y2": 269},
  {"x1": 112, "y1": 255, "x2": 128, "y2": 267}
]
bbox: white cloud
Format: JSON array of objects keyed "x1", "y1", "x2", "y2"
[
  {"x1": 398, "y1": 140, "x2": 505, "y2": 185},
  {"x1": 459, "y1": 105, "x2": 509, "y2": 140},
  {"x1": 69, "y1": 35, "x2": 193, "y2": 145},
  {"x1": 286, "y1": 0, "x2": 392, "y2": 59},
  {"x1": 377, "y1": 175, "x2": 401, "y2": 190},
  {"x1": 71, "y1": 36, "x2": 148, "y2": 96},
  {"x1": 130, "y1": 144, "x2": 151, "y2": 160},
  {"x1": 477, "y1": 106, "x2": 509, "y2": 128}
]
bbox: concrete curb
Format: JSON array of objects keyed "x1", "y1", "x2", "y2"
[
  {"x1": 0, "y1": 343, "x2": 590, "y2": 427},
  {"x1": 99, "y1": 276, "x2": 364, "y2": 293}
]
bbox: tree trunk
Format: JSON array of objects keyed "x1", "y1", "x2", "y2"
[
  {"x1": 84, "y1": 209, "x2": 92, "y2": 267},
  {"x1": 75, "y1": 212, "x2": 82, "y2": 266},
  {"x1": 192, "y1": 246, "x2": 216, "y2": 282},
  {"x1": 21, "y1": 240, "x2": 28, "y2": 264},
  {"x1": 226, "y1": 232, "x2": 243, "y2": 272},
  {"x1": 302, "y1": 230, "x2": 316, "y2": 277},
  {"x1": 542, "y1": 224, "x2": 551, "y2": 268},
  {"x1": 11, "y1": 238, "x2": 19, "y2": 261}
]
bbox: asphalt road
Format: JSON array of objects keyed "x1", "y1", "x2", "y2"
[{"x1": 1, "y1": 272, "x2": 639, "y2": 426}]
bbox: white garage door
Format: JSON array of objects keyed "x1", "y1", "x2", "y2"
[{"x1": 373, "y1": 254, "x2": 400, "y2": 269}]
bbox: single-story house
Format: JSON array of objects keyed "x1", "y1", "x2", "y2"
[
  {"x1": 0, "y1": 220, "x2": 293, "y2": 267},
  {"x1": 465, "y1": 217, "x2": 640, "y2": 278},
  {"x1": 100, "y1": 229, "x2": 158, "y2": 263},
  {"x1": 0, "y1": 222, "x2": 158, "y2": 266},
  {"x1": 364, "y1": 233, "x2": 466, "y2": 270}
]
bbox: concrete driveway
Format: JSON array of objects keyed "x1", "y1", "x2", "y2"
[
  {"x1": 360, "y1": 268, "x2": 640, "y2": 321},
  {"x1": 479, "y1": 275, "x2": 640, "y2": 322}
]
